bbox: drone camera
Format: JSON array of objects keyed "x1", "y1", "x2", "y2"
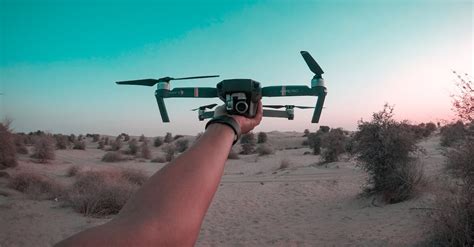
[{"x1": 217, "y1": 79, "x2": 262, "y2": 117}]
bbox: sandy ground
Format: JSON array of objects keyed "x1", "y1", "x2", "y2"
[{"x1": 0, "y1": 132, "x2": 445, "y2": 246}]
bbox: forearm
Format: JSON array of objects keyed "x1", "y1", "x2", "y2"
[{"x1": 56, "y1": 124, "x2": 234, "y2": 247}]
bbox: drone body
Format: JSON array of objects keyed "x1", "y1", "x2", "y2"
[{"x1": 117, "y1": 51, "x2": 327, "y2": 123}]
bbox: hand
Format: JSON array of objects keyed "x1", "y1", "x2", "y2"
[{"x1": 214, "y1": 101, "x2": 263, "y2": 134}]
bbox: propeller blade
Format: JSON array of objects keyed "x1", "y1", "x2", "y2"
[
  {"x1": 116, "y1": 79, "x2": 159, "y2": 86},
  {"x1": 172, "y1": 75, "x2": 220, "y2": 81},
  {"x1": 191, "y1": 103, "x2": 218, "y2": 111},
  {"x1": 300, "y1": 51, "x2": 324, "y2": 76},
  {"x1": 263, "y1": 105, "x2": 286, "y2": 109}
]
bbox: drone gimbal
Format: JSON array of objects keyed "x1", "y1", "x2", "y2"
[{"x1": 116, "y1": 51, "x2": 327, "y2": 123}]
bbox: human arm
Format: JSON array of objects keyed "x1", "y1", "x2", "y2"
[{"x1": 55, "y1": 102, "x2": 262, "y2": 247}]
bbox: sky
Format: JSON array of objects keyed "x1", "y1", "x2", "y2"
[{"x1": 0, "y1": 0, "x2": 472, "y2": 136}]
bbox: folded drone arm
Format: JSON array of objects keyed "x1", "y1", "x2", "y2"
[
  {"x1": 157, "y1": 87, "x2": 218, "y2": 98},
  {"x1": 261, "y1": 85, "x2": 314, "y2": 97}
]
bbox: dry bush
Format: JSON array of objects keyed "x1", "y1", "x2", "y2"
[
  {"x1": 279, "y1": 159, "x2": 290, "y2": 170},
  {"x1": 154, "y1": 137, "x2": 163, "y2": 147},
  {"x1": 228, "y1": 150, "x2": 240, "y2": 159},
  {"x1": 97, "y1": 140, "x2": 105, "y2": 149},
  {"x1": 321, "y1": 128, "x2": 347, "y2": 163},
  {"x1": 66, "y1": 165, "x2": 81, "y2": 177},
  {"x1": 257, "y1": 144, "x2": 274, "y2": 156},
  {"x1": 173, "y1": 135, "x2": 184, "y2": 140},
  {"x1": 64, "y1": 170, "x2": 140, "y2": 217},
  {"x1": 430, "y1": 183, "x2": 473, "y2": 246},
  {"x1": 176, "y1": 139, "x2": 189, "y2": 153},
  {"x1": 120, "y1": 168, "x2": 148, "y2": 186},
  {"x1": 55, "y1": 134, "x2": 70, "y2": 150},
  {"x1": 14, "y1": 134, "x2": 29, "y2": 154},
  {"x1": 164, "y1": 132, "x2": 173, "y2": 143},
  {"x1": 257, "y1": 132, "x2": 268, "y2": 143},
  {"x1": 319, "y1": 126, "x2": 330, "y2": 133},
  {"x1": 240, "y1": 132, "x2": 256, "y2": 154},
  {"x1": 140, "y1": 142, "x2": 151, "y2": 159},
  {"x1": 102, "y1": 151, "x2": 124, "y2": 162},
  {"x1": 31, "y1": 135, "x2": 55, "y2": 163},
  {"x1": 103, "y1": 137, "x2": 110, "y2": 146},
  {"x1": 0, "y1": 122, "x2": 17, "y2": 169},
  {"x1": 440, "y1": 121, "x2": 466, "y2": 147},
  {"x1": 128, "y1": 139, "x2": 138, "y2": 155},
  {"x1": 354, "y1": 104, "x2": 422, "y2": 203},
  {"x1": 139, "y1": 134, "x2": 146, "y2": 142},
  {"x1": 8, "y1": 172, "x2": 62, "y2": 199},
  {"x1": 111, "y1": 138, "x2": 123, "y2": 151},
  {"x1": 91, "y1": 134, "x2": 100, "y2": 142},
  {"x1": 68, "y1": 134, "x2": 76, "y2": 143},
  {"x1": 303, "y1": 129, "x2": 310, "y2": 137},
  {"x1": 151, "y1": 155, "x2": 166, "y2": 163},
  {"x1": 73, "y1": 140, "x2": 86, "y2": 150},
  {"x1": 162, "y1": 144, "x2": 176, "y2": 162},
  {"x1": 451, "y1": 71, "x2": 473, "y2": 122},
  {"x1": 118, "y1": 133, "x2": 130, "y2": 142}
]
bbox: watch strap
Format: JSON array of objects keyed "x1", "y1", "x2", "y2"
[{"x1": 205, "y1": 115, "x2": 241, "y2": 145}]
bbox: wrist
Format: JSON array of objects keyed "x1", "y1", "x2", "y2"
[{"x1": 205, "y1": 116, "x2": 241, "y2": 145}]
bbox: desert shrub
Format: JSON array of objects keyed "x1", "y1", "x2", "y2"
[
  {"x1": 102, "y1": 151, "x2": 124, "y2": 162},
  {"x1": 228, "y1": 150, "x2": 239, "y2": 159},
  {"x1": 14, "y1": 134, "x2": 29, "y2": 154},
  {"x1": 55, "y1": 134, "x2": 69, "y2": 150},
  {"x1": 151, "y1": 155, "x2": 166, "y2": 163},
  {"x1": 307, "y1": 132, "x2": 322, "y2": 155},
  {"x1": 176, "y1": 139, "x2": 189, "y2": 153},
  {"x1": 139, "y1": 134, "x2": 146, "y2": 142},
  {"x1": 0, "y1": 122, "x2": 17, "y2": 169},
  {"x1": 257, "y1": 132, "x2": 268, "y2": 143},
  {"x1": 92, "y1": 134, "x2": 100, "y2": 142},
  {"x1": 240, "y1": 132, "x2": 256, "y2": 154},
  {"x1": 162, "y1": 144, "x2": 176, "y2": 162},
  {"x1": 140, "y1": 142, "x2": 151, "y2": 159},
  {"x1": 31, "y1": 135, "x2": 55, "y2": 163},
  {"x1": 111, "y1": 138, "x2": 123, "y2": 151},
  {"x1": 279, "y1": 159, "x2": 290, "y2": 170},
  {"x1": 68, "y1": 134, "x2": 76, "y2": 143},
  {"x1": 354, "y1": 104, "x2": 422, "y2": 203},
  {"x1": 97, "y1": 140, "x2": 105, "y2": 149},
  {"x1": 257, "y1": 144, "x2": 274, "y2": 156},
  {"x1": 164, "y1": 132, "x2": 173, "y2": 143},
  {"x1": 128, "y1": 139, "x2": 138, "y2": 155},
  {"x1": 66, "y1": 165, "x2": 81, "y2": 177},
  {"x1": 440, "y1": 121, "x2": 466, "y2": 147},
  {"x1": 65, "y1": 170, "x2": 139, "y2": 217},
  {"x1": 118, "y1": 133, "x2": 130, "y2": 142},
  {"x1": 103, "y1": 137, "x2": 110, "y2": 146},
  {"x1": 303, "y1": 129, "x2": 310, "y2": 137},
  {"x1": 319, "y1": 126, "x2": 330, "y2": 133},
  {"x1": 154, "y1": 137, "x2": 164, "y2": 147},
  {"x1": 451, "y1": 71, "x2": 473, "y2": 122},
  {"x1": 121, "y1": 168, "x2": 148, "y2": 186},
  {"x1": 345, "y1": 135, "x2": 357, "y2": 155},
  {"x1": 78, "y1": 134, "x2": 84, "y2": 141},
  {"x1": 321, "y1": 128, "x2": 347, "y2": 163},
  {"x1": 8, "y1": 172, "x2": 62, "y2": 199},
  {"x1": 0, "y1": 171, "x2": 11, "y2": 178},
  {"x1": 425, "y1": 122, "x2": 437, "y2": 135},
  {"x1": 173, "y1": 135, "x2": 184, "y2": 140},
  {"x1": 73, "y1": 140, "x2": 86, "y2": 150},
  {"x1": 446, "y1": 140, "x2": 474, "y2": 181}
]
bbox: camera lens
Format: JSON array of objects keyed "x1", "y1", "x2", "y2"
[{"x1": 235, "y1": 101, "x2": 248, "y2": 114}]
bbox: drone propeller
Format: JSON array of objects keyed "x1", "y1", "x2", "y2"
[
  {"x1": 263, "y1": 105, "x2": 315, "y2": 109},
  {"x1": 191, "y1": 103, "x2": 218, "y2": 111},
  {"x1": 116, "y1": 75, "x2": 219, "y2": 86},
  {"x1": 300, "y1": 51, "x2": 324, "y2": 77}
]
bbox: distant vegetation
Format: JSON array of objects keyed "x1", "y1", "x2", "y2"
[
  {"x1": 0, "y1": 121, "x2": 17, "y2": 169},
  {"x1": 240, "y1": 132, "x2": 256, "y2": 154}
]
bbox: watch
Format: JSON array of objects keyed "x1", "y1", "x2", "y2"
[{"x1": 205, "y1": 115, "x2": 241, "y2": 145}]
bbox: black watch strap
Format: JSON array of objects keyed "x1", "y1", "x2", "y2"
[{"x1": 205, "y1": 115, "x2": 241, "y2": 145}]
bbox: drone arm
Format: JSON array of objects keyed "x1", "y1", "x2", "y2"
[
  {"x1": 155, "y1": 94, "x2": 170, "y2": 123},
  {"x1": 311, "y1": 87, "x2": 327, "y2": 123},
  {"x1": 159, "y1": 87, "x2": 218, "y2": 98},
  {"x1": 261, "y1": 85, "x2": 315, "y2": 97},
  {"x1": 198, "y1": 111, "x2": 215, "y2": 121}
]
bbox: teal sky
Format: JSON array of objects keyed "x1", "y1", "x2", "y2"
[{"x1": 0, "y1": 0, "x2": 472, "y2": 136}]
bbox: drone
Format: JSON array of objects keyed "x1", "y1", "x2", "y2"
[{"x1": 116, "y1": 51, "x2": 327, "y2": 123}]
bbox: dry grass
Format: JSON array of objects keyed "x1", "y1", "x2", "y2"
[
  {"x1": 64, "y1": 169, "x2": 145, "y2": 217},
  {"x1": 66, "y1": 165, "x2": 81, "y2": 177},
  {"x1": 8, "y1": 172, "x2": 63, "y2": 200}
]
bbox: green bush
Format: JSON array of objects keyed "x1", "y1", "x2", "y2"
[
  {"x1": 321, "y1": 128, "x2": 346, "y2": 162},
  {"x1": 354, "y1": 104, "x2": 422, "y2": 203}
]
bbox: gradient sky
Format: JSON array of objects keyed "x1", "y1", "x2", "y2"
[{"x1": 0, "y1": 0, "x2": 472, "y2": 136}]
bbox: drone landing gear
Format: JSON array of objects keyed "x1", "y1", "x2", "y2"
[{"x1": 197, "y1": 106, "x2": 297, "y2": 121}]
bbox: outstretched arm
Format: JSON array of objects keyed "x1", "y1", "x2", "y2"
[{"x1": 56, "y1": 102, "x2": 262, "y2": 247}]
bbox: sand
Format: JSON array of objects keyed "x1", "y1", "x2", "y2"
[{"x1": 0, "y1": 133, "x2": 445, "y2": 246}]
